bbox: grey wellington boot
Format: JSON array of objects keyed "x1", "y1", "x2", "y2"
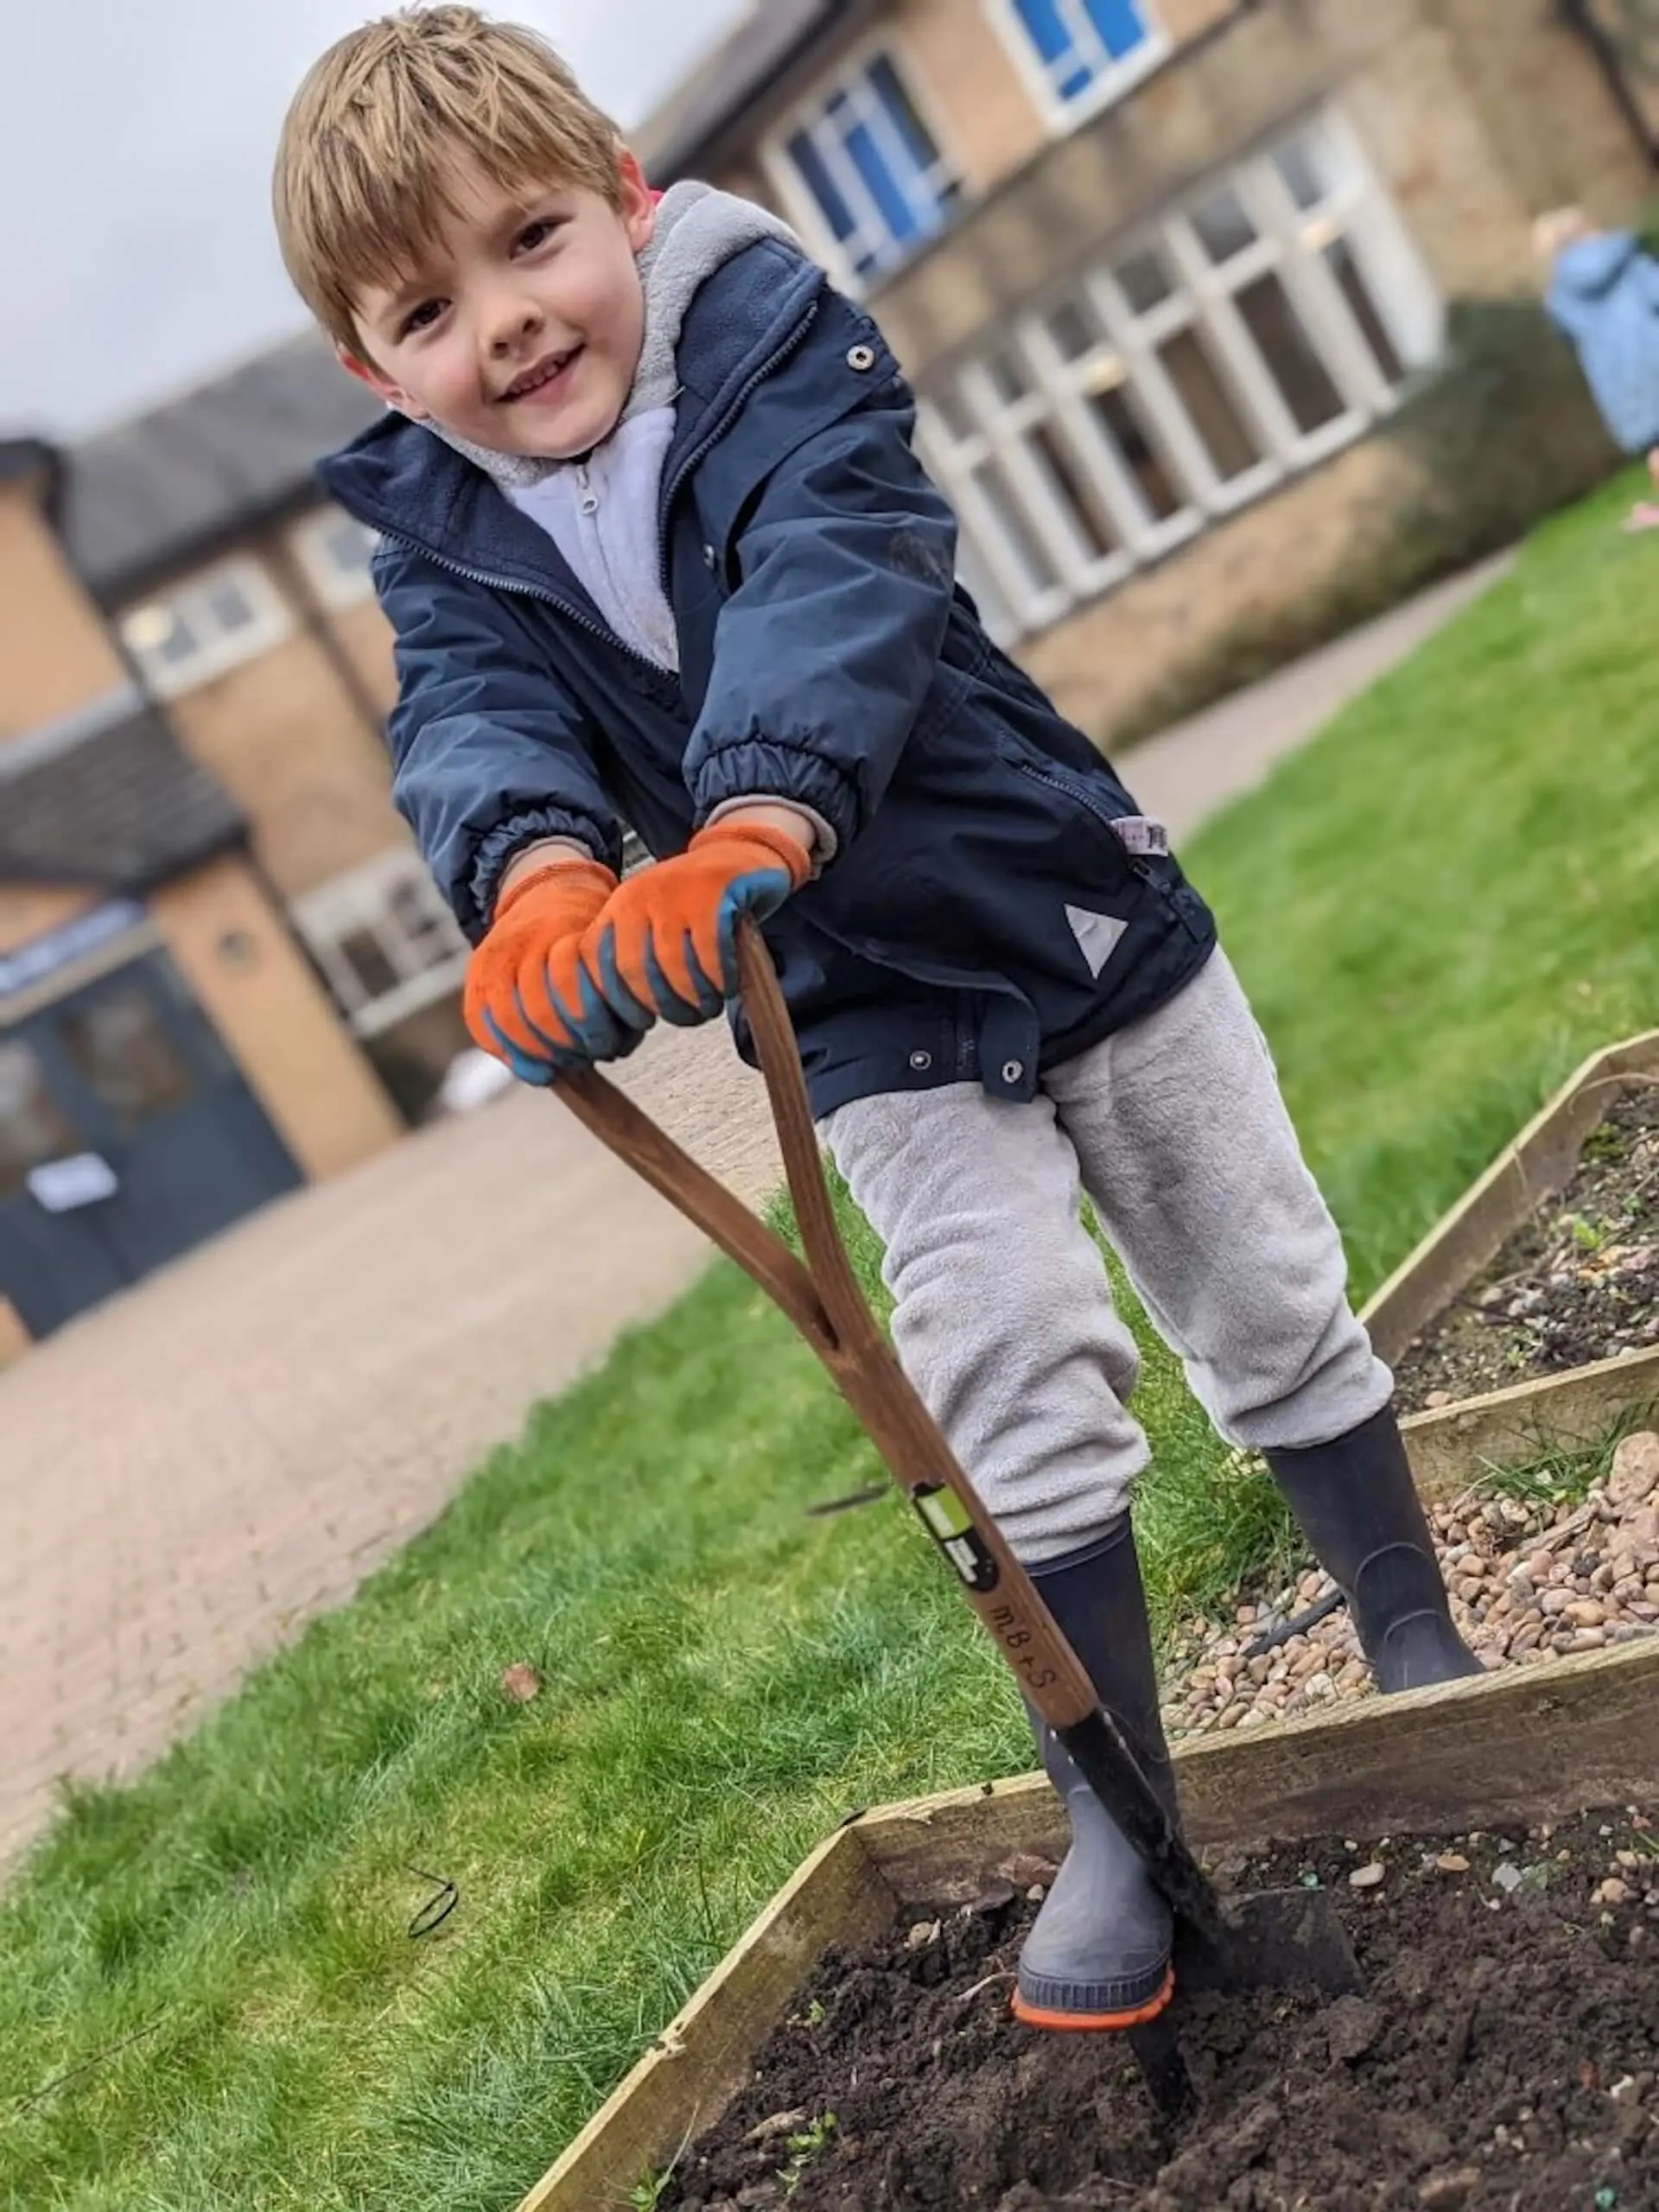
[
  {"x1": 1266, "y1": 1405, "x2": 1483, "y2": 1694},
  {"x1": 1013, "y1": 1518, "x2": 1177, "y2": 2031}
]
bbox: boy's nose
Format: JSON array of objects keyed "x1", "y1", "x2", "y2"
[{"x1": 486, "y1": 295, "x2": 544, "y2": 356}]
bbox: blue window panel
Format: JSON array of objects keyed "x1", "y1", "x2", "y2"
[
  {"x1": 1012, "y1": 0, "x2": 1077, "y2": 65},
  {"x1": 1084, "y1": 0, "x2": 1149, "y2": 61},
  {"x1": 868, "y1": 53, "x2": 942, "y2": 175},
  {"x1": 787, "y1": 129, "x2": 857, "y2": 246},
  {"x1": 844, "y1": 118, "x2": 921, "y2": 247}
]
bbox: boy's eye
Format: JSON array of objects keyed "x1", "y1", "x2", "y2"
[
  {"x1": 515, "y1": 217, "x2": 563, "y2": 254},
  {"x1": 401, "y1": 298, "x2": 445, "y2": 338}
]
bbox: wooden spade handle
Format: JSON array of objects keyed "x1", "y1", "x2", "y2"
[{"x1": 557, "y1": 919, "x2": 1100, "y2": 1728}]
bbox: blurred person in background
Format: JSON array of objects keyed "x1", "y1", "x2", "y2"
[{"x1": 1537, "y1": 204, "x2": 1659, "y2": 531}]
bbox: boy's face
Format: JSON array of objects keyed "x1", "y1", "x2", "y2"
[{"x1": 346, "y1": 150, "x2": 656, "y2": 460}]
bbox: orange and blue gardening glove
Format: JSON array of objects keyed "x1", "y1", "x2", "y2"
[
  {"x1": 580, "y1": 817, "x2": 812, "y2": 1031},
  {"x1": 462, "y1": 857, "x2": 634, "y2": 1084}
]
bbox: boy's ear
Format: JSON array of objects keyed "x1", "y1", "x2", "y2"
[
  {"x1": 618, "y1": 149, "x2": 658, "y2": 255},
  {"x1": 338, "y1": 341, "x2": 423, "y2": 416}
]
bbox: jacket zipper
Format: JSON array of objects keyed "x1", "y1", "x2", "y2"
[
  {"x1": 1011, "y1": 756, "x2": 1160, "y2": 881},
  {"x1": 655, "y1": 297, "x2": 823, "y2": 600},
  {"x1": 373, "y1": 529, "x2": 664, "y2": 674}
]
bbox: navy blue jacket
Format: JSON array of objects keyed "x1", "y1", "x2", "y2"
[{"x1": 319, "y1": 236, "x2": 1216, "y2": 1117}]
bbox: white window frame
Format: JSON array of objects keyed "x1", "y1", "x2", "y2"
[
  {"x1": 290, "y1": 505, "x2": 380, "y2": 612},
  {"x1": 119, "y1": 556, "x2": 293, "y2": 698},
  {"x1": 921, "y1": 109, "x2": 1442, "y2": 640},
  {"x1": 290, "y1": 849, "x2": 469, "y2": 1039},
  {"x1": 983, "y1": 0, "x2": 1170, "y2": 136},
  {"x1": 761, "y1": 36, "x2": 967, "y2": 296}
]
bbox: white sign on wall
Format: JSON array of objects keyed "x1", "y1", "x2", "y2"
[{"x1": 26, "y1": 1154, "x2": 119, "y2": 1213}]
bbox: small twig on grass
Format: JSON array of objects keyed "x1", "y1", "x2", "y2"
[
  {"x1": 804, "y1": 1485, "x2": 889, "y2": 1518},
  {"x1": 693, "y1": 1849, "x2": 719, "y2": 1951},
  {"x1": 407, "y1": 1865, "x2": 460, "y2": 1939},
  {"x1": 13, "y1": 2017, "x2": 164, "y2": 2113}
]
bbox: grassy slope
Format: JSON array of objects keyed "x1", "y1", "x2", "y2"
[{"x1": 3, "y1": 478, "x2": 1657, "y2": 2211}]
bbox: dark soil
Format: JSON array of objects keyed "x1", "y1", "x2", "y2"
[
  {"x1": 1396, "y1": 1090, "x2": 1659, "y2": 1412},
  {"x1": 658, "y1": 1808, "x2": 1659, "y2": 2211}
]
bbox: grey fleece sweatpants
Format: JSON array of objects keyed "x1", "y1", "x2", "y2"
[{"x1": 820, "y1": 950, "x2": 1390, "y2": 1565}]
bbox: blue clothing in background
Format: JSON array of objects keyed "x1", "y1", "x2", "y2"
[{"x1": 1547, "y1": 230, "x2": 1659, "y2": 454}]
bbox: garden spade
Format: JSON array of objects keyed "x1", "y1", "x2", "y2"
[{"x1": 556, "y1": 918, "x2": 1362, "y2": 2120}]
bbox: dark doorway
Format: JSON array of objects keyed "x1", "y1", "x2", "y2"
[{"x1": 0, "y1": 950, "x2": 301, "y2": 1336}]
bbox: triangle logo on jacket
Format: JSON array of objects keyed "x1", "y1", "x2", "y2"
[{"x1": 1065, "y1": 906, "x2": 1128, "y2": 978}]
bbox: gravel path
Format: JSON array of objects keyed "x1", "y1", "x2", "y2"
[{"x1": 1164, "y1": 1432, "x2": 1659, "y2": 1743}]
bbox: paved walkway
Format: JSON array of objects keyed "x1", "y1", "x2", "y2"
[
  {"x1": 1123, "y1": 553, "x2": 1513, "y2": 841},
  {"x1": 0, "y1": 555, "x2": 1511, "y2": 1869}
]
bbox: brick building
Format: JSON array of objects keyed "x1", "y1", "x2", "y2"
[
  {"x1": 0, "y1": 429, "x2": 404, "y2": 1342},
  {"x1": 639, "y1": 0, "x2": 1656, "y2": 734},
  {"x1": 59, "y1": 339, "x2": 477, "y2": 1117}
]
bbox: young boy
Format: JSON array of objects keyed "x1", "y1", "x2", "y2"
[
  {"x1": 1536, "y1": 206, "x2": 1659, "y2": 531},
  {"x1": 276, "y1": 5, "x2": 1479, "y2": 2033}
]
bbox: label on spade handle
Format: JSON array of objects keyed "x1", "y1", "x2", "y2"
[{"x1": 912, "y1": 1484, "x2": 1001, "y2": 1594}]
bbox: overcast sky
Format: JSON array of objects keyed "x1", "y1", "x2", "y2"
[{"x1": 0, "y1": 0, "x2": 747, "y2": 441}]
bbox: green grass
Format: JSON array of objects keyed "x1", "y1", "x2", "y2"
[{"x1": 3, "y1": 474, "x2": 1659, "y2": 2210}]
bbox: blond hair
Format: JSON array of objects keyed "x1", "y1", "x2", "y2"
[{"x1": 274, "y1": 6, "x2": 622, "y2": 349}]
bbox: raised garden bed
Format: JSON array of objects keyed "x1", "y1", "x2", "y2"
[
  {"x1": 1396, "y1": 1086, "x2": 1659, "y2": 1407},
  {"x1": 662, "y1": 1806, "x2": 1659, "y2": 2209},
  {"x1": 516, "y1": 1035, "x2": 1659, "y2": 2207},
  {"x1": 519, "y1": 1643, "x2": 1659, "y2": 2211},
  {"x1": 1365, "y1": 1030, "x2": 1659, "y2": 1499}
]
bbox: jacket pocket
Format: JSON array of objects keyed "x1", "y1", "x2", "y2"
[{"x1": 1001, "y1": 751, "x2": 1136, "y2": 881}]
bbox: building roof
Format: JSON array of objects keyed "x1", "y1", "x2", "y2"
[
  {"x1": 0, "y1": 435, "x2": 62, "y2": 518},
  {"x1": 0, "y1": 435, "x2": 57, "y2": 487},
  {"x1": 0, "y1": 695, "x2": 245, "y2": 892},
  {"x1": 638, "y1": 0, "x2": 858, "y2": 180},
  {"x1": 57, "y1": 330, "x2": 381, "y2": 607}
]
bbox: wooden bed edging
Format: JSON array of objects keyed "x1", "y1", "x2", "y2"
[
  {"x1": 517, "y1": 1642, "x2": 1659, "y2": 2209},
  {"x1": 518, "y1": 1822, "x2": 896, "y2": 2212},
  {"x1": 1399, "y1": 1345, "x2": 1659, "y2": 1500}
]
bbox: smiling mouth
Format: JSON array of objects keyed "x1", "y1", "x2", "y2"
[{"x1": 497, "y1": 347, "x2": 582, "y2": 404}]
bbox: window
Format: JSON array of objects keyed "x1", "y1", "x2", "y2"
[
  {"x1": 990, "y1": 0, "x2": 1166, "y2": 124},
  {"x1": 290, "y1": 850, "x2": 469, "y2": 1039},
  {"x1": 769, "y1": 48, "x2": 963, "y2": 289},
  {"x1": 921, "y1": 112, "x2": 1440, "y2": 638},
  {"x1": 120, "y1": 557, "x2": 292, "y2": 697},
  {"x1": 291, "y1": 505, "x2": 379, "y2": 611}
]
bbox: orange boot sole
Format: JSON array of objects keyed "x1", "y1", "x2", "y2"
[{"x1": 1011, "y1": 1965, "x2": 1175, "y2": 2032}]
